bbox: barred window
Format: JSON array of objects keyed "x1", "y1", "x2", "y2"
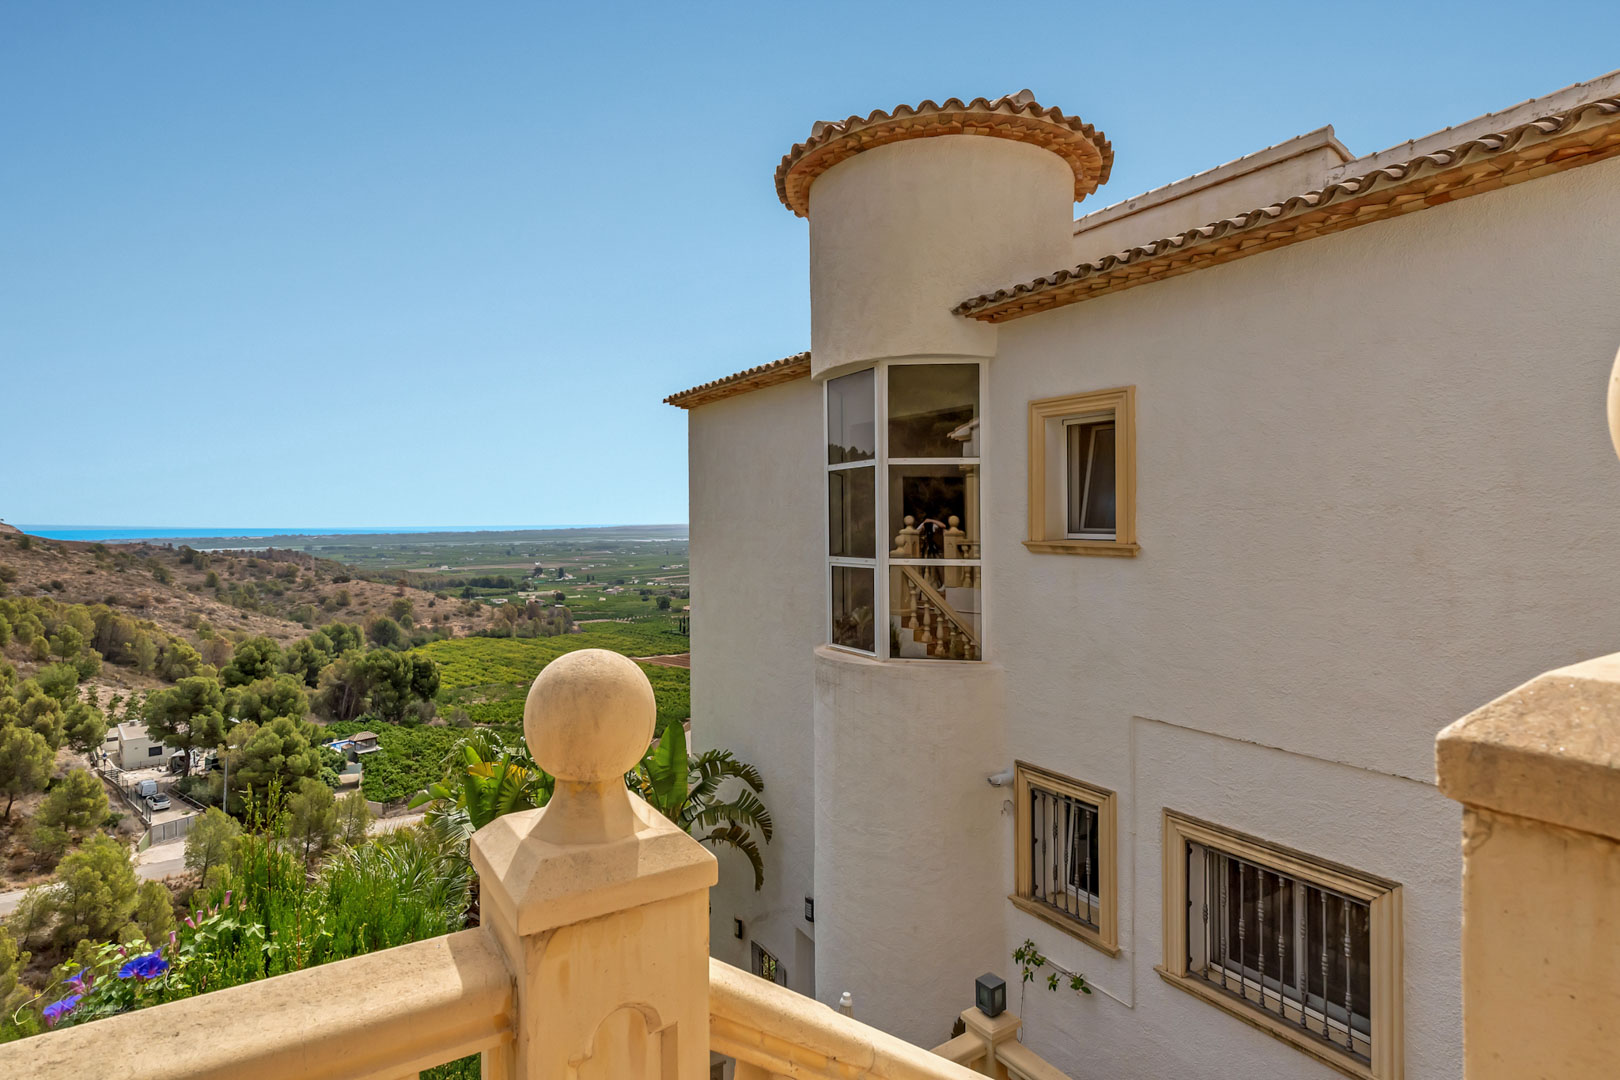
[
  {"x1": 1012, "y1": 763, "x2": 1117, "y2": 954},
  {"x1": 1162, "y1": 812, "x2": 1402, "y2": 1078},
  {"x1": 750, "y1": 941, "x2": 782, "y2": 985}
]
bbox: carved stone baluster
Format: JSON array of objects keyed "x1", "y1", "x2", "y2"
[{"x1": 943, "y1": 515, "x2": 965, "y2": 587}]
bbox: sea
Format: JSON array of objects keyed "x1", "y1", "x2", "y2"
[{"x1": 13, "y1": 525, "x2": 624, "y2": 544}]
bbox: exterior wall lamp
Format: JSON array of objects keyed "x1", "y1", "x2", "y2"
[{"x1": 975, "y1": 973, "x2": 1007, "y2": 1017}]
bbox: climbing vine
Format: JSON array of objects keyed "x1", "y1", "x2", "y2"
[{"x1": 1012, "y1": 938, "x2": 1091, "y2": 1023}]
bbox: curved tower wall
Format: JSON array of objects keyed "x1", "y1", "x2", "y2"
[
  {"x1": 803, "y1": 131, "x2": 1076, "y2": 1042},
  {"x1": 805, "y1": 135, "x2": 1076, "y2": 380}
]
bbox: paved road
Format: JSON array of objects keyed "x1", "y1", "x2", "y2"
[
  {"x1": 0, "y1": 840, "x2": 188, "y2": 919},
  {"x1": 369, "y1": 811, "x2": 424, "y2": 835}
]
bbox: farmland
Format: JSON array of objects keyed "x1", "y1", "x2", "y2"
[
  {"x1": 422, "y1": 621, "x2": 690, "y2": 730},
  {"x1": 328, "y1": 621, "x2": 692, "y2": 803}
]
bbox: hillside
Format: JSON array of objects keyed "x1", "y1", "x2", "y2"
[{"x1": 0, "y1": 531, "x2": 489, "y2": 694}]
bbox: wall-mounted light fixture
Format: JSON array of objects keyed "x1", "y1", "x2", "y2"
[
  {"x1": 805, "y1": 896, "x2": 815, "y2": 923},
  {"x1": 975, "y1": 973, "x2": 1007, "y2": 1017},
  {"x1": 734, "y1": 918, "x2": 745, "y2": 940}
]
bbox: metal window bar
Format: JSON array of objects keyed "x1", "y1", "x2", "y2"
[
  {"x1": 1027, "y1": 784, "x2": 1100, "y2": 931},
  {"x1": 1187, "y1": 842, "x2": 1372, "y2": 1065}
]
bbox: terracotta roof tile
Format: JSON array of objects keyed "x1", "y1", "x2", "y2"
[
  {"x1": 955, "y1": 97, "x2": 1620, "y2": 322},
  {"x1": 776, "y1": 91, "x2": 1112, "y2": 217},
  {"x1": 665, "y1": 352, "x2": 812, "y2": 409}
]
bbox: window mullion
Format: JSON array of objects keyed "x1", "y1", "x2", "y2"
[{"x1": 875, "y1": 362, "x2": 889, "y2": 659}]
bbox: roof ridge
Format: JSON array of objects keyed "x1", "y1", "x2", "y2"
[{"x1": 956, "y1": 96, "x2": 1620, "y2": 321}]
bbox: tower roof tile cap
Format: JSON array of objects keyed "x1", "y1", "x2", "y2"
[{"x1": 775, "y1": 91, "x2": 1113, "y2": 217}]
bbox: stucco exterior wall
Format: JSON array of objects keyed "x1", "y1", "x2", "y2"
[
  {"x1": 985, "y1": 155, "x2": 1620, "y2": 1079},
  {"x1": 812, "y1": 646, "x2": 1007, "y2": 1045},
  {"x1": 687, "y1": 377, "x2": 825, "y2": 998},
  {"x1": 806, "y1": 136, "x2": 1074, "y2": 379}
]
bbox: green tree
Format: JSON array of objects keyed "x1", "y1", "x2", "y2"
[
  {"x1": 132, "y1": 880, "x2": 174, "y2": 945},
  {"x1": 14, "y1": 684, "x2": 67, "y2": 748},
  {"x1": 656, "y1": 595, "x2": 672, "y2": 611},
  {"x1": 230, "y1": 716, "x2": 321, "y2": 798},
  {"x1": 335, "y1": 789, "x2": 372, "y2": 847},
  {"x1": 157, "y1": 637, "x2": 204, "y2": 681},
  {"x1": 281, "y1": 632, "x2": 334, "y2": 687},
  {"x1": 365, "y1": 616, "x2": 403, "y2": 648},
  {"x1": 48, "y1": 625, "x2": 85, "y2": 662},
  {"x1": 321, "y1": 621, "x2": 363, "y2": 653},
  {"x1": 144, "y1": 676, "x2": 226, "y2": 773},
  {"x1": 36, "y1": 768, "x2": 109, "y2": 832},
  {"x1": 223, "y1": 674, "x2": 309, "y2": 726},
  {"x1": 132, "y1": 632, "x2": 159, "y2": 674},
  {"x1": 0, "y1": 924, "x2": 29, "y2": 1037},
  {"x1": 221, "y1": 635, "x2": 283, "y2": 687},
  {"x1": 62, "y1": 699, "x2": 107, "y2": 755},
  {"x1": 46, "y1": 835, "x2": 140, "y2": 949},
  {"x1": 204, "y1": 570, "x2": 220, "y2": 588},
  {"x1": 313, "y1": 654, "x2": 369, "y2": 723},
  {"x1": 287, "y1": 778, "x2": 337, "y2": 861},
  {"x1": 34, "y1": 663, "x2": 80, "y2": 702},
  {"x1": 0, "y1": 725, "x2": 53, "y2": 819},
  {"x1": 388, "y1": 598, "x2": 415, "y2": 625},
  {"x1": 183, "y1": 807, "x2": 241, "y2": 886}
]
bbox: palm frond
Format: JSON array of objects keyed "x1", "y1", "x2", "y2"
[
  {"x1": 691, "y1": 750, "x2": 763, "y2": 794},
  {"x1": 700, "y1": 824, "x2": 765, "y2": 891},
  {"x1": 687, "y1": 790, "x2": 774, "y2": 843}
]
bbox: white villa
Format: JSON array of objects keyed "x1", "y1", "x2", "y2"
[
  {"x1": 668, "y1": 71, "x2": 1620, "y2": 1079},
  {"x1": 12, "y1": 70, "x2": 1620, "y2": 1080}
]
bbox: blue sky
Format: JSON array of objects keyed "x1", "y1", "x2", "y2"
[{"x1": 4, "y1": 2, "x2": 1617, "y2": 528}]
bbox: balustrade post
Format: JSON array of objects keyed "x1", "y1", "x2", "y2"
[
  {"x1": 943, "y1": 516, "x2": 965, "y2": 587},
  {"x1": 472, "y1": 649, "x2": 719, "y2": 1080},
  {"x1": 958, "y1": 1008, "x2": 1019, "y2": 1080},
  {"x1": 1437, "y1": 653, "x2": 1620, "y2": 1079}
]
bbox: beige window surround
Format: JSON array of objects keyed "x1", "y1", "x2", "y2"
[
  {"x1": 1010, "y1": 762, "x2": 1119, "y2": 956},
  {"x1": 1025, "y1": 386, "x2": 1138, "y2": 556},
  {"x1": 1158, "y1": 811, "x2": 1404, "y2": 1080}
]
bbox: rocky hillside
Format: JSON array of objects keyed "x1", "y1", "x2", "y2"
[{"x1": 0, "y1": 531, "x2": 492, "y2": 694}]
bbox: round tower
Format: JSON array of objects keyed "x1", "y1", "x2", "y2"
[
  {"x1": 777, "y1": 91, "x2": 1112, "y2": 378},
  {"x1": 776, "y1": 93, "x2": 1111, "y2": 1042}
]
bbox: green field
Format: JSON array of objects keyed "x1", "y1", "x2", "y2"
[
  {"x1": 419, "y1": 621, "x2": 688, "y2": 741},
  {"x1": 419, "y1": 620, "x2": 688, "y2": 689},
  {"x1": 326, "y1": 622, "x2": 690, "y2": 803}
]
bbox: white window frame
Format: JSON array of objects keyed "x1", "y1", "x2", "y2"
[
  {"x1": 822, "y1": 358, "x2": 986, "y2": 662},
  {"x1": 1062, "y1": 413, "x2": 1117, "y2": 541}
]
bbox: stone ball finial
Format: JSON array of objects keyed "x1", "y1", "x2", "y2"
[{"x1": 524, "y1": 649, "x2": 655, "y2": 784}]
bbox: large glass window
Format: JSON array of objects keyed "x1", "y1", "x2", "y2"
[
  {"x1": 826, "y1": 362, "x2": 981, "y2": 660},
  {"x1": 827, "y1": 367, "x2": 875, "y2": 464}
]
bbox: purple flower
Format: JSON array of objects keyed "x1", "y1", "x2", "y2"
[
  {"x1": 116, "y1": 949, "x2": 169, "y2": 981},
  {"x1": 42, "y1": 994, "x2": 81, "y2": 1026}
]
